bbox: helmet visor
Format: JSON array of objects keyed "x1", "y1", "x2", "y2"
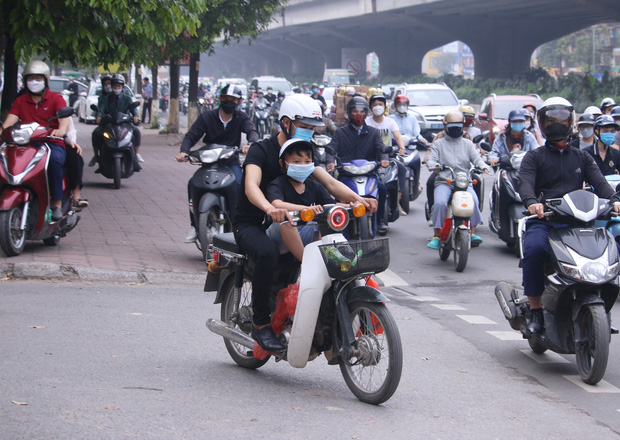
[{"x1": 543, "y1": 108, "x2": 572, "y2": 123}]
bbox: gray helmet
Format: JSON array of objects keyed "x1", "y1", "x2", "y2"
[
  {"x1": 111, "y1": 73, "x2": 125, "y2": 86},
  {"x1": 577, "y1": 113, "x2": 597, "y2": 126},
  {"x1": 22, "y1": 60, "x2": 50, "y2": 82}
]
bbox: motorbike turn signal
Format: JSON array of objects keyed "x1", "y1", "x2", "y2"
[
  {"x1": 473, "y1": 179, "x2": 478, "y2": 185},
  {"x1": 300, "y1": 208, "x2": 315, "y2": 222},
  {"x1": 103, "y1": 132, "x2": 110, "y2": 139},
  {"x1": 352, "y1": 203, "x2": 366, "y2": 217},
  {"x1": 446, "y1": 178, "x2": 452, "y2": 184}
]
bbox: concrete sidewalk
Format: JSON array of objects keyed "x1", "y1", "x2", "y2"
[{"x1": 0, "y1": 124, "x2": 207, "y2": 284}]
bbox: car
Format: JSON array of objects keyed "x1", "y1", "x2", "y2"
[
  {"x1": 393, "y1": 83, "x2": 467, "y2": 141},
  {"x1": 48, "y1": 76, "x2": 88, "y2": 107},
  {"x1": 323, "y1": 69, "x2": 355, "y2": 86},
  {"x1": 77, "y1": 82, "x2": 138, "y2": 124},
  {"x1": 250, "y1": 76, "x2": 293, "y2": 97},
  {"x1": 217, "y1": 77, "x2": 247, "y2": 88},
  {"x1": 476, "y1": 94, "x2": 544, "y2": 143}
]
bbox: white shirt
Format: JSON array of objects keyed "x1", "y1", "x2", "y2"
[{"x1": 365, "y1": 116, "x2": 400, "y2": 146}]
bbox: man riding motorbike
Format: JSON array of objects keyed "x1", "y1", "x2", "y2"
[
  {"x1": 583, "y1": 115, "x2": 620, "y2": 176},
  {"x1": 426, "y1": 111, "x2": 490, "y2": 249},
  {"x1": 0, "y1": 60, "x2": 69, "y2": 221},
  {"x1": 176, "y1": 84, "x2": 258, "y2": 244},
  {"x1": 326, "y1": 96, "x2": 390, "y2": 233},
  {"x1": 518, "y1": 97, "x2": 620, "y2": 335}
]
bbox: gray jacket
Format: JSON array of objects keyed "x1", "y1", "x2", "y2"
[{"x1": 427, "y1": 136, "x2": 489, "y2": 186}]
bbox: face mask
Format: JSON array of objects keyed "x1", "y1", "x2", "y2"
[
  {"x1": 372, "y1": 106, "x2": 385, "y2": 117},
  {"x1": 220, "y1": 100, "x2": 237, "y2": 114},
  {"x1": 524, "y1": 120, "x2": 531, "y2": 129},
  {"x1": 286, "y1": 162, "x2": 315, "y2": 182},
  {"x1": 600, "y1": 132, "x2": 616, "y2": 146},
  {"x1": 349, "y1": 113, "x2": 365, "y2": 126},
  {"x1": 292, "y1": 125, "x2": 314, "y2": 142},
  {"x1": 312, "y1": 88, "x2": 319, "y2": 94},
  {"x1": 510, "y1": 122, "x2": 525, "y2": 133},
  {"x1": 113, "y1": 88, "x2": 122, "y2": 96},
  {"x1": 396, "y1": 105, "x2": 408, "y2": 114},
  {"x1": 580, "y1": 127, "x2": 594, "y2": 139},
  {"x1": 445, "y1": 123, "x2": 463, "y2": 138},
  {"x1": 27, "y1": 80, "x2": 45, "y2": 94},
  {"x1": 103, "y1": 84, "x2": 112, "y2": 94}
]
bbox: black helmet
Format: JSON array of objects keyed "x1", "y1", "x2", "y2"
[
  {"x1": 577, "y1": 113, "x2": 597, "y2": 126},
  {"x1": 368, "y1": 93, "x2": 387, "y2": 107},
  {"x1": 537, "y1": 97, "x2": 574, "y2": 142},
  {"x1": 111, "y1": 73, "x2": 125, "y2": 85},
  {"x1": 594, "y1": 115, "x2": 619, "y2": 131},
  {"x1": 277, "y1": 91, "x2": 285, "y2": 99},
  {"x1": 347, "y1": 96, "x2": 369, "y2": 115},
  {"x1": 220, "y1": 83, "x2": 243, "y2": 100},
  {"x1": 611, "y1": 106, "x2": 620, "y2": 118}
]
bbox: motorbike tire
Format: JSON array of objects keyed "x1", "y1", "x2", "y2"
[
  {"x1": 527, "y1": 337, "x2": 547, "y2": 354},
  {"x1": 198, "y1": 208, "x2": 225, "y2": 263},
  {"x1": 575, "y1": 304, "x2": 610, "y2": 385},
  {"x1": 359, "y1": 216, "x2": 372, "y2": 240},
  {"x1": 0, "y1": 206, "x2": 26, "y2": 256},
  {"x1": 113, "y1": 156, "x2": 122, "y2": 189},
  {"x1": 339, "y1": 301, "x2": 403, "y2": 405},
  {"x1": 220, "y1": 275, "x2": 270, "y2": 369},
  {"x1": 454, "y1": 229, "x2": 470, "y2": 272},
  {"x1": 400, "y1": 183, "x2": 410, "y2": 215},
  {"x1": 439, "y1": 235, "x2": 451, "y2": 261}
]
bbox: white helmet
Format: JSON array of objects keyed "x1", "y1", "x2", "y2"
[
  {"x1": 537, "y1": 97, "x2": 574, "y2": 142},
  {"x1": 278, "y1": 94, "x2": 324, "y2": 127},
  {"x1": 600, "y1": 97, "x2": 617, "y2": 111},
  {"x1": 584, "y1": 105, "x2": 603, "y2": 118},
  {"x1": 22, "y1": 60, "x2": 50, "y2": 82}
]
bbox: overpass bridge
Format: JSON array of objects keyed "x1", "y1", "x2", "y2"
[{"x1": 200, "y1": 0, "x2": 620, "y2": 79}]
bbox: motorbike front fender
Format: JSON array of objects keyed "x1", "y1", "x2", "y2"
[
  {"x1": 346, "y1": 285, "x2": 389, "y2": 304},
  {"x1": 0, "y1": 187, "x2": 28, "y2": 210},
  {"x1": 571, "y1": 294, "x2": 606, "y2": 323},
  {"x1": 198, "y1": 192, "x2": 223, "y2": 214}
]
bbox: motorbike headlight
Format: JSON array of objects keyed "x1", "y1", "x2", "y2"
[
  {"x1": 200, "y1": 148, "x2": 223, "y2": 163},
  {"x1": 343, "y1": 163, "x2": 376, "y2": 175},
  {"x1": 11, "y1": 124, "x2": 38, "y2": 145},
  {"x1": 455, "y1": 173, "x2": 469, "y2": 189},
  {"x1": 313, "y1": 137, "x2": 330, "y2": 147},
  {"x1": 560, "y1": 256, "x2": 619, "y2": 284}
]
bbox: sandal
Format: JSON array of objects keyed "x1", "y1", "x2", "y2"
[{"x1": 72, "y1": 198, "x2": 89, "y2": 211}]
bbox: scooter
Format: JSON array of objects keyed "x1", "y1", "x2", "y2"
[
  {"x1": 376, "y1": 146, "x2": 400, "y2": 225},
  {"x1": 0, "y1": 107, "x2": 80, "y2": 256},
  {"x1": 253, "y1": 102, "x2": 271, "y2": 139},
  {"x1": 188, "y1": 144, "x2": 239, "y2": 262},
  {"x1": 311, "y1": 134, "x2": 332, "y2": 174},
  {"x1": 593, "y1": 175, "x2": 620, "y2": 242},
  {"x1": 436, "y1": 166, "x2": 480, "y2": 272},
  {"x1": 90, "y1": 102, "x2": 140, "y2": 189},
  {"x1": 337, "y1": 159, "x2": 380, "y2": 239},
  {"x1": 495, "y1": 189, "x2": 618, "y2": 385},
  {"x1": 205, "y1": 205, "x2": 403, "y2": 404},
  {"x1": 488, "y1": 150, "x2": 527, "y2": 256},
  {"x1": 398, "y1": 136, "x2": 424, "y2": 208}
]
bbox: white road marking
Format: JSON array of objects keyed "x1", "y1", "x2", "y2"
[
  {"x1": 374, "y1": 269, "x2": 408, "y2": 287},
  {"x1": 520, "y1": 349, "x2": 570, "y2": 364},
  {"x1": 409, "y1": 296, "x2": 441, "y2": 302},
  {"x1": 432, "y1": 304, "x2": 467, "y2": 311},
  {"x1": 487, "y1": 331, "x2": 525, "y2": 341},
  {"x1": 457, "y1": 315, "x2": 497, "y2": 325},
  {"x1": 563, "y1": 376, "x2": 620, "y2": 393}
]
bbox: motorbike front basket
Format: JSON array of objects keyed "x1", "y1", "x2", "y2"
[{"x1": 319, "y1": 238, "x2": 390, "y2": 280}]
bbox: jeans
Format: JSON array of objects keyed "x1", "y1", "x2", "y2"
[
  {"x1": 522, "y1": 221, "x2": 554, "y2": 298},
  {"x1": 432, "y1": 183, "x2": 481, "y2": 229},
  {"x1": 47, "y1": 143, "x2": 66, "y2": 201},
  {"x1": 376, "y1": 179, "x2": 387, "y2": 225},
  {"x1": 142, "y1": 98, "x2": 152, "y2": 122}
]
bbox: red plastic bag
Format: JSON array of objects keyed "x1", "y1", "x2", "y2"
[{"x1": 271, "y1": 283, "x2": 299, "y2": 335}]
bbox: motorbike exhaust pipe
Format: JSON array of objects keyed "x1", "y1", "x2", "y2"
[
  {"x1": 206, "y1": 318, "x2": 254, "y2": 350},
  {"x1": 494, "y1": 282, "x2": 514, "y2": 320}
]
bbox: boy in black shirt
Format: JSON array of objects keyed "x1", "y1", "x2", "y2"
[{"x1": 266, "y1": 139, "x2": 337, "y2": 262}]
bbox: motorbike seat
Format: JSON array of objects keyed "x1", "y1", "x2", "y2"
[{"x1": 213, "y1": 232, "x2": 241, "y2": 254}]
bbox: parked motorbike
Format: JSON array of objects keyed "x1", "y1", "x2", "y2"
[
  {"x1": 495, "y1": 189, "x2": 619, "y2": 385},
  {"x1": 488, "y1": 150, "x2": 527, "y2": 256},
  {"x1": 90, "y1": 102, "x2": 140, "y2": 189},
  {"x1": 253, "y1": 102, "x2": 271, "y2": 138},
  {"x1": 205, "y1": 205, "x2": 403, "y2": 404},
  {"x1": 435, "y1": 166, "x2": 481, "y2": 272},
  {"x1": 188, "y1": 144, "x2": 239, "y2": 262},
  {"x1": 0, "y1": 107, "x2": 80, "y2": 256}
]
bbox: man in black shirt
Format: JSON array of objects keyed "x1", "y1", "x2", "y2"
[
  {"x1": 176, "y1": 84, "x2": 259, "y2": 243},
  {"x1": 583, "y1": 115, "x2": 620, "y2": 176}
]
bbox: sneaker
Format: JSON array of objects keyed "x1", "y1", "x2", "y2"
[
  {"x1": 72, "y1": 199, "x2": 89, "y2": 212},
  {"x1": 398, "y1": 205, "x2": 407, "y2": 216},
  {"x1": 51, "y1": 207, "x2": 63, "y2": 222},
  {"x1": 136, "y1": 153, "x2": 145, "y2": 163},
  {"x1": 526, "y1": 308, "x2": 544, "y2": 335},
  {"x1": 184, "y1": 227, "x2": 198, "y2": 243},
  {"x1": 471, "y1": 234, "x2": 483, "y2": 246},
  {"x1": 88, "y1": 156, "x2": 97, "y2": 167},
  {"x1": 251, "y1": 324, "x2": 285, "y2": 352},
  {"x1": 427, "y1": 236, "x2": 440, "y2": 250}
]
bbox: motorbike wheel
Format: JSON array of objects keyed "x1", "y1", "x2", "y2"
[
  {"x1": 400, "y1": 183, "x2": 410, "y2": 215},
  {"x1": 220, "y1": 275, "x2": 270, "y2": 369},
  {"x1": 454, "y1": 229, "x2": 470, "y2": 272},
  {"x1": 0, "y1": 206, "x2": 26, "y2": 256},
  {"x1": 198, "y1": 208, "x2": 225, "y2": 262},
  {"x1": 113, "y1": 156, "x2": 122, "y2": 189},
  {"x1": 439, "y1": 235, "x2": 451, "y2": 261},
  {"x1": 527, "y1": 337, "x2": 547, "y2": 354},
  {"x1": 359, "y1": 216, "x2": 372, "y2": 240},
  {"x1": 575, "y1": 304, "x2": 610, "y2": 385},
  {"x1": 339, "y1": 301, "x2": 403, "y2": 405}
]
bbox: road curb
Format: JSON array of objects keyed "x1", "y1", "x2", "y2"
[{"x1": 0, "y1": 262, "x2": 205, "y2": 285}]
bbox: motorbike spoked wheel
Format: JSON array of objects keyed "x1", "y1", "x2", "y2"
[
  {"x1": 113, "y1": 156, "x2": 122, "y2": 189},
  {"x1": 0, "y1": 206, "x2": 26, "y2": 256},
  {"x1": 221, "y1": 276, "x2": 270, "y2": 369},
  {"x1": 198, "y1": 208, "x2": 226, "y2": 262},
  {"x1": 339, "y1": 301, "x2": 403, "y2": 405},
  {"x1": 454, "y1": 229, "x2": 470, "y2": 272},
  {"x1": 575, "y1": 304, "x2": 610, "y2": 385}
]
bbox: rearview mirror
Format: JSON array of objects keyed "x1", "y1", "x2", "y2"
[{"x1": 57, "y1": 107, "x2": 74, "y2": 119}]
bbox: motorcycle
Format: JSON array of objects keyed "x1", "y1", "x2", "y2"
[
  {"x1": 160, "y1": 93, "x2": 169, "y2": 112},
  {"x1": 495, "y1": 189, "x2": 619, "y2": 385},
  {"x1": 188, "y1": 144, "x2": 239, "y2": 262},
  {"x1": 337, "y1": 158, "x2": 380, "y2": 240},
  {"x1": 436, "y1": 166, "x2": 481, "y2": 272},
  {"x1": 197, "y1": 97, "x2": 207, "y2": 114},
  {"x1": 90, "y1": 102, "x2": 140, "y2": 189},
  {"x1": 488, "y1": 150, "x2": 527, "y2": 256},
  {"x1": 376, "y1": 146, "x2": 400, "y2": 225},
  {"x1": 593, "y1": 175, "x2": 620, "y2": 242},
  {"x1": 398, "y1": 136, "x2": 424, "y2": 208},
  {"x1": 253, "y1": 102, "x2": 271, "y2": 139},
  {"x1": 0, "y1": 107, "x2": 80, "y2": 256},
  {"x1": 205, "y1": 205, "x2": 403, "y2": 404},
  {"x1": 311, "y1": 134, "x2": 331, "y2": 173}
]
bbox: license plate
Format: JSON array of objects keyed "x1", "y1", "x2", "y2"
[{"x1": 431, "y1": 123, "x2": 443, "y2": 129}]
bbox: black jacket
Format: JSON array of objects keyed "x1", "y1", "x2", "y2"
[
  {"x1": 519, "y1": 141, "x2": 614, "y2": 208},
  {"x1": 326, "y1": 122, "x2": 387, "y2": 165},
  {"x1": 583, "y1": 142, "x2": 620, "y2": 176}
]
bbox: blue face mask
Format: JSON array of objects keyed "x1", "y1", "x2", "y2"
[
  {"x1": 286, "y1": 162, "x2": 315, "y2": 182},
  {"x1": 312, "y1": 88, "x2": 319, "y2": 94},
  {"x1": 510, "y1": 122, "x2": 525, "y2": 133},
  {"x1": 600, "y1": 132, "x2": 616, "y2": 146},
  {"x1": 292, "y1": 126, "x2": 314, "y2": 142}
]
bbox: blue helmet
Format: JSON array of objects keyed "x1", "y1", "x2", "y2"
[
  {"x1": 594, "y1": 114, "x2": 619, "y2": 131},
  {"x1": 508, "y1": 109, "x2": 527, "y2": 122}
]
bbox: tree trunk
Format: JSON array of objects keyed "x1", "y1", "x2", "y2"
[
  {"x1": 167, "y1": 59, "x2": 179, "y2": 134},
  {"x1": 188, "y1": 52, "x2": 199, "y2": 129},
  {"x1": 134, "y1": 66, "x2": 142, "y2": 97},
  {"x1": 1, "y1": 34, "x2": 18, "y2": 121}
]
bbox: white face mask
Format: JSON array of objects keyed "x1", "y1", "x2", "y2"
[
  {"x1": 27, "y1": 80, "x2": 45, "y2": 93},
  {"x1": 113, "y1": 88, "x2": 122, "y2": 96},
  {"x1": 372, "y1": 105, "x2": 385, "y2": 117},
  {"x1": 396, "y1": 104, "x2": 408, "y2": 114},
  {"x1": 524, "y1": 120, "x2": 531, "y2": 129},
  {"x1": 104, "y1": 84, "x2": 112, "y2": 94}
]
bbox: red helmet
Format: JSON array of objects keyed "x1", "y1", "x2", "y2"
[{"x1": 394, "y1": 95, "x2": 409, "y2": 106}]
